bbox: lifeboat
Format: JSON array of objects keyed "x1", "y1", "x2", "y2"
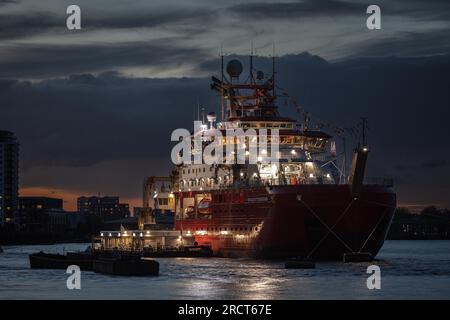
[{"x1": 197, "y1": 198, "x2": 212, "y2": 215}]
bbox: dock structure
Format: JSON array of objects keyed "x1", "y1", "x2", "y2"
[{"x1": 95, "y1": 229, "x2": 195, "y2": 252}]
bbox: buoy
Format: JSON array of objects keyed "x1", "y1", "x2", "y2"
[
  {"x1": 285, "y1": 258, "x2": 316, "y2": 269},
  {"x1": 343, "y1": 252, "x2": 373, "y2": 263}
]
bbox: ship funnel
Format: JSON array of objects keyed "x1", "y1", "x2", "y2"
[{"x1": 348, "y1": 146, "x2": 369, "y2": 198}]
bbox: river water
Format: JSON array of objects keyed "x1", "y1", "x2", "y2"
[{"x1": 1, "y1": 240, "x2": 449, "y2": 299}]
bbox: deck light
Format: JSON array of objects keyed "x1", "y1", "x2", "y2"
[{"x1": 271, "y1": 164, "x2": 278, "y2": 175}]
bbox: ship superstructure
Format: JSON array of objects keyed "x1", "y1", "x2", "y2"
[{"x1": 168, "y1": 56, "x2": 396, "y2": 260}]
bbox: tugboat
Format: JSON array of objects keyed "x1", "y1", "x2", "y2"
[{"x1": 166, "y1": 54, "x2": 396, "y2": 260}]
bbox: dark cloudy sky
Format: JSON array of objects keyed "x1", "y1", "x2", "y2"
[{"x1": 1, "y1": 0, "x2": 449, "y2": 210}]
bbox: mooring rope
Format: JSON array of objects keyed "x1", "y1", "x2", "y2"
[
  {"x1": 306, "y1": 199, "x2": 356, "y2": 258},
  {"x1": 300, "y1": 199, "x2": 354, "y2": 254},
  {"x1": 357, "y1": 204, "x2": 391, "y2": 253}
]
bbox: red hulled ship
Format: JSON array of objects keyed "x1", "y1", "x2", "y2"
[{"x1": 170, "y1": 56, "x2": 396, "y2": 260}]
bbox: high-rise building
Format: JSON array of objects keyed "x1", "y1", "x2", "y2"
[
  {"x1": 0, "y1": 130, "x2": 19, "y2": 227},
  {"x1": 77, "y1": 196, "x2": 130, "y2": 221}
]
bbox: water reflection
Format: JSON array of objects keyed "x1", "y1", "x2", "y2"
[{"x1": 1, "y1": 241, "x2": 450, "y2": 299}]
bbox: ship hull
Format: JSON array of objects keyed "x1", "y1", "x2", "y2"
[{"x1": 175, "y1": 185, "x2": 396, "y2": 260}]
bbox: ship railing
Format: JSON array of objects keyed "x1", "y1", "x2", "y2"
[
  {"x1": 363, "y1": 177, "x2": 394, "y2": 187},
  {"x1": 93, "y1": 245, "x2": 185, "y2": 254}
]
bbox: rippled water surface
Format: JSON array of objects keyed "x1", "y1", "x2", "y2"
[{"x1": 1, "y1": 241, "x2": 450, "y2": 299}]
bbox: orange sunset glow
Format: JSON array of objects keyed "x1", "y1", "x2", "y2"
[{"x1": 19, "y1": 187, "x2": 141, "y2": 212}]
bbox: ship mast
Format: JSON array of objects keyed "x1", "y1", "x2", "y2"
[
  {"x1": 221, "y1": 52, "x2": 225, "y2": 122},
  {"x1": 272, "y1": 43, "x2": 276, "y2": 100}
]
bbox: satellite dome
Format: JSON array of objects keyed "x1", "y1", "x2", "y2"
[
  {"x1": 256, "y1": 70, "x2": 264, "y2": 80},
  {"x1": 226, "y1": 59, "x2": 243, "y2": 78}
]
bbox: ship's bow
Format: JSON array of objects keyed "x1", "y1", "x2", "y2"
[{"x1": 256, "y1": 184, "x2": 396, "y2": 260}]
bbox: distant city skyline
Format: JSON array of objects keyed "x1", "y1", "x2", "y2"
[{"x1": 1, "y1": 0, "x2": 450, "y2": 211}]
